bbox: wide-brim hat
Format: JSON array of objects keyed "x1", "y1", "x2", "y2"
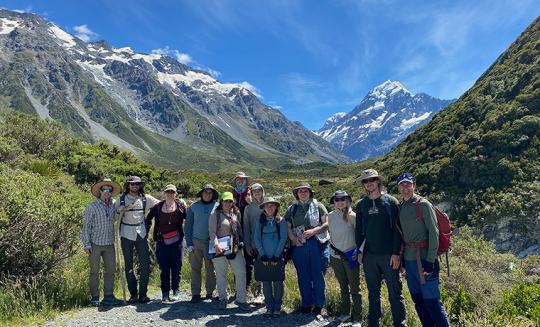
[
  {"x1": 91, "y1": 178, "x2": 121, "y2": 197},
  {"x1": 232, "y1": 171, "x2": 250, "y2": 183},
  {"x1": 329, "y1": 190, "x2": 352, "y2": 204},
  {"x1": 293, "y1": 181, "x2": 314, "y2": 200},
  {"x1": 259, "y1": 197, "x2": 280, "y2": 209},
  {"x1": 355, "y1": 169, "x2": 382, "y2": 184},
  {"x1": 196, "y1": 184, "x2": 219, "y2": 201}
]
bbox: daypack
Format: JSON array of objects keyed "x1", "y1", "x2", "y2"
[
  {"x1": 415, "y1": 197, "x2": 452, "y2": 256},
  {"x1": 119, "y1": 193, "x2": 147, "y2": 226}
]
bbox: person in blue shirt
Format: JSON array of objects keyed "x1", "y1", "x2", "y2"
[{"x1": 254, "y1": 197, "x2": 287, "y2": 318}]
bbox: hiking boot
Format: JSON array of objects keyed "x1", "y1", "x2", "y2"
[
  {"x1": 171, "y1": 290, "x2": 180, "y2": 301},
  {"x1": 190, "y1": 295, "x2": 201, "y2": 303},
  {"x1": 127, "y1": 294, "x2": 138, "y2": 304},
  {"x1": 90, "y1": 296, "x2": 100, "y2": 306},
  {"x1": 235, "y1": 301, "x2": 250, "y2": 312},
  {"x1": 218, "y1": 299, "x2": 228, "y2": 310},
  {"x1": 263, "y1": 308, "x2": 272, "y2": 317},
  {"x1": 138, "y1": 295, "x2": 151, "y2": 303},
  {"x1": 101, "y1": 295, "x2": 121, "y2": 306}
]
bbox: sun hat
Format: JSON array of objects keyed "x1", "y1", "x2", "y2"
[{"x1": 91, "y1": 178, "x2": 121, "y2": 197}]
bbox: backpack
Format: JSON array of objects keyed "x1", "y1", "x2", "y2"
[
  {"x1": 259, "y1": 218, "x2": 290, "y2": 263},
  {"x1": 119, "y1": 193, "x2": 147, "y2": 226}
]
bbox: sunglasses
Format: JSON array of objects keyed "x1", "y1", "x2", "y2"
[
  {"x1": 164, "y1": 190, "x2": 176, "y2": 194},
  {"x1": 101, "y1": 188, "x2": 113, "y2": 193},
  {"x1": 297, "y1": 189, "x2": 310, "y2": 193},
  {"x1": 333, "y1": 197, "x2": 347, "y2": 202},
  {"x1": 362, "y1": 177, "x2": 378, "y2": 184},
  {"x1": 129, "y1": 182, "x2": 142, "y2": 186}
]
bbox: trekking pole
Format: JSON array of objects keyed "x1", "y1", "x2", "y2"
[{"x1": 116, "y1": 218, "x2": 127, "y2": 303}]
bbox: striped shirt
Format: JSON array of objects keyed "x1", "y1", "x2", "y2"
[{"x1": 82, "y1": 198, "x2": 117, "y2": 248}]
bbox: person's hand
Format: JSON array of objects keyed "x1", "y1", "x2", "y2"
[
  {"x1": 187, "y1": 246, "x2": 194, "y2": 253},
  {"x1": 246, "y1": 248, "x2": 253, "y2": 256},
  {"x1": 422, "y1": 260, "x2": 435, "y2": 274},
  {"x1": 291, "y1": 236, "x2": 302, "y2": 247},
  {"x1": 84, "y1": 247, "x2": 92, "y2": 254},
  {"x1": 238, "y1": 242, "x2": 244, "y2": 250},
  {"x1": 215, "y1": 244, "x2": 225, "y2": 255},
  {"x1": 261, "y1": 255, "x2": 269, "y2": 265},
  {"x1": 357, "y1": 251, "x2": 363, "y2": 264},
  {"x1": 271, "y1": 256, "x2": 279, "y2": 266},
  {"x1": 390, "y1": 255, "x2": 401, "y2": 270},
  {"x1": 303, "y1": 228, "x2": 315, "y2": 239}
]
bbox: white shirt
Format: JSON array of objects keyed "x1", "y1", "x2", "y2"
[
  {"x1": 328, "y1": 208, "x2": 356, "y2": 259},
  {"x1": 116, "y1": 193, "x2": 160, "y2": 241}
]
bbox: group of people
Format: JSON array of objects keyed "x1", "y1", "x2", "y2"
[{"x1": 82, "y1": 170, "x2": 451, "y2": 326}]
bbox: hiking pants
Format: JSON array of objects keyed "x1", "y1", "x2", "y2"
[
  {"x1": 244, "y1": 249, "x2": 256, "y2": 291},
  {"x1": 405, "y1": 259, "x2": 450, "y2": 327},
  {"x1": 156, "y1": 240, "x2": 182, "y2": 295},
  {"x1": 330, "y1": 256, "x2": 362, "y2": 321},
  {"x1": 291, "y1": 237, "x2": 329, "y2": 308},
  {"x1": 263, "y1": 280, "x2": 284, "y2": 312},
  {"x1": 363, "y1": 252, "x2": 406, "y2": 327},
  {"x1": 121, "y1": 235, "x2": 150, "y2": 297},
  {"x1": 189, "y1": 238, "x2": 216, "y2": 297},
  {"x1": 212, "y1": 251, "x2": 247, "y2": 303},
  {"x1": 89, "y1": 243, "x2": 115, "y2": 298}
]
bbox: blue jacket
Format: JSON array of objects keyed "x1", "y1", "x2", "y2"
[
  {"x1": 254, "y1": 217, "x2": 287, "y2": 258},
  {"x1": 185, "y1": 200, "x2": 217, "y2": 247}
]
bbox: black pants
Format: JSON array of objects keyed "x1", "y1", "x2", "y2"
[
  {"x1": 244, "y1": 249, "x2": 256, "y2": 290},
  {"x1": 156, "y1": 240, "x2": 182, "y2": 294}
]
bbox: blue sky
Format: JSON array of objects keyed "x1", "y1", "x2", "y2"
[{"x1": 2, "y1": 1, "x2": 539, "y2": 130}]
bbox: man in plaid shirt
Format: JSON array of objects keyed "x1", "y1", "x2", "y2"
[{"x1": 82, "y1": 178, "x2": 122, "y2": 306}]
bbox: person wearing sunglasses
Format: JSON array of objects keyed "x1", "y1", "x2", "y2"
[
  {"x1": 328, "y1": 190, "x2": 362, "y2": 325},
  {"x1": 355, "y1": 169, "x2": 406, "y2": 327},
  {"x1": 116, "y1": 176, "x2": 160, "y2": 304},
  {"x1": 145, "y1": 184, "x2": 187, "y2": 303},
  {"x1": 82, "y1": 178, "x2": 122, "y2": 306}
]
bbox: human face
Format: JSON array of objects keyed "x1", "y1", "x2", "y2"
[
  {"x1": 202, "y1": 189, "x2": 214, "y2": 202},
  {"x1": 333, "y1": 197, "x2": 348, "y2": 210},
  {"x1": 234, "y1": 177, "x2": 246, "y2": 186},
  {"x1": 398, "y1": 181, "x2": 415, "y2": 200},
  {"x1": 264, "y1": 203, "x2": 277, "y2": 216},
  {"x1": 362, "y1": 177, "x2": 379, "y2": 193},
  {"x1": 164, "y1": 190, "x2": 176, "y2": 200},
  {"x1": 222, "y1": 200, "x2": 234, "y2": 212},
  {"x1": 252, "y1": 188, "x2": 263, "y2": 202},
  {"x1": 128, "y1": 182, "x2": 142, "y2": 193},
  {"x1": 100, "y1": 186, "x2": 113, "y2": 200},
  {"x1": 297, "y1": 188, "x2": 311, "y2": 202}
]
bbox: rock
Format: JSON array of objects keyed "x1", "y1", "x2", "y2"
[{"x1": 318, "y1": 179, "x2": 335, "y2": 185}]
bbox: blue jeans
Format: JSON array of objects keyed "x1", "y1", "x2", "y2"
[
  {"x1": 156, "y1": 240, "x2": 183, "y2": 294},
  {"x1": 405, "y1": 259, "x2": 450, "y2": 327},
  {"x1": 291, "y1": 237, "x2": 329, "y2": 308},
  {"x1": 263, "y1": 281, "x2": 284, "y2": 311}
]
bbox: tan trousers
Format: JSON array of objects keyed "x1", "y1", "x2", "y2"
[
  {"x1": 89, "y1": 243, "x2": 116, "y2": 298},
  {"x1": 212, "y1": 251, "x2": 247, "y2": 303},
  {"x1": 189, "y1": 239, "x2": 216, "y2": 296}
]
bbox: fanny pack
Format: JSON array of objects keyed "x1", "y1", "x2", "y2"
[
  {"x1": 162, "y1": 230, "x2": 180, "y2": 245},
  {"x1": 330, "y1": 243, "x2": 360, "y2": 269}
]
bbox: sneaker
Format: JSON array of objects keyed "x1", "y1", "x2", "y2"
[
  {"x1": 263, "y1": 308, "x2": 272, "y2": 317},
  {"x1": 313, "y1": 307, "x2": 327, "y2": 321},
  {"x1": 101, "y1": 295, "x2": 121, "y2": 306},
  {"x1": 171, "y1": 290, "x2": 180, "y2": 301},
  {"x1": 90, "y1": 296, "x2": 100, "y2": 306},
  {"x1": 190, "y1": 295, "x2": 201, "y2": 303},
  {"x1": 138, "y1": 295, "x2": 151, "y2": 303},
  {"x1": 351, "y1": 321, "x2": 364, "y2": 327},
  {"x1": 235, "y1": 301, "x2": 250, "y2": 312},
  {"x1": 337, "y1": 314, "x2": 350, "y2": 322},
  {"x1": 127, "y1": 294, "x2": 138, "y2": 304},
  {"x1": 272, "y1": 310, "x2": 281, "y2": 318},
  {"x1": 218, "y1": 299, "x2": 228, "y2": 310},
  {"x1": 205, "y1": 293, "x2": 219, "y2": 302},
  {"x1": 162, "y1": 292, "x2": 170, "y2": 303}
]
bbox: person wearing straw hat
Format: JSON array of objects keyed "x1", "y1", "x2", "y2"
[
  {"x1": 145, "y1": 184, "x2": 187, "y2": 303},
  {"x1": 284, "y1": 181, "x2": 330, "y2": 317},
  {"x1": 82, "y1": 178, "x2": 122, "y2": 306},
  {"x1": 328, "y1": 190, "x2": 362, "y2": 325},
  {"x1": 254, "y1": 197, "x2": 287, "y2": 318},
  {"x1": 355, "y1": 169, "x2": 406, "y2": 327},
  {"x1": 116, "y1": 176, "x2": 160, "y2": 304},
  {"x1": 185, "y1": 184, "x2": 219, "y2": 303}
]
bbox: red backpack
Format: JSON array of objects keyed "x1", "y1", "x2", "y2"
[{"x1": 415, "y1": 197, "x2": 452, "y2": 256}]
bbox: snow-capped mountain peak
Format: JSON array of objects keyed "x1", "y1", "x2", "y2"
[{"x1": 369, "y1": 80, "x2": 412, "y2": 98}]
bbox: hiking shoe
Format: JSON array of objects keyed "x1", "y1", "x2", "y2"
[
  {"x1": 138, "y1": 295, "x2": 151, "y2": 303},
  {"x1": 218, "y1": 299, "x2": 228, "y2": 310},
  {"x1": 337, "y1": 314, "x2": 350, "y2": 322},
  {"x1": 190, "y1": 295, "x2": 201, "y2": 303},
  {"x1": 263, "y1": 308, "x2": 272, "y2": 317},
  {"x1": 90, "y1": 296, "x2": 100, "y2": 306},
  {"x1": 313, "y1": 307, "x2": 327, "y2": 321},
  {"x1": 101, "y1": 295, "x2": 121, "y2": 306},
  {"x1": 205, "y1": 293, "x2": 219, "y2": 302},
  {"x1": 235, "y1": 301, "x2": 250, "y2": 312},
  {"x1": 171, "y1": 290, "x2": 180, "y2": 301},
  {"x1": 127, "y1": 294, "x2": 138, "y2": 304},
  {"x1": 351, "y1": 320, "x2": 364, "y2": 327}
]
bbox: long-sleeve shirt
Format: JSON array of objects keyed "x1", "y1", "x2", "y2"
[
  {"x1": 254, "y1": 217, "x2": 287, "y2": 258},
  {"x1": 354, "y1": 194, "x2": 401, "y2": 256},
  {"x1": 243, "y1": 199, "x2": 263, "y2": 252},
  {"x1": 145, "y1": 200, "x2": 186, "y2": 242},
  {"x1": 399, "y1": 195, "x2": 439, "y2": 263},
  {"x1": 82, "y1": 198, "x2": 117, "y2": 248},
  {"x1": 209, "y1": 209, "x2": 242, "y2": 247},
  {"x1": 184, "y1": 200, "x2": 217, "y2": 246},
  {"x1": 328, "y1": 208, "x2": 356, "y2": 259},
  {"x1": 115, "y1": 193, "x2": 160, "y2": 241}
]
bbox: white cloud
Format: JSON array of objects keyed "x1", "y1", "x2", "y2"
[
  {"x1": 12, "y1": 5, "x2": 32, "y2": 13},
  {"x1": 237, "y1": 81, "x2": 262, "y2": 98},
  {"x1": 73, "y1": 24, "x2": 98, "y2": 42},
  {"x1": 151, "y1": 46, "x2": 193, "y2": 64}
]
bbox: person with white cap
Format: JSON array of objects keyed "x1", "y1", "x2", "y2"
[
  {"x1": 82, "y1": 178, "x2": 122, "y2": 306},
  {"x1": 242, "y1": 182, "x2": 265, "y2": 301},
  {"x1": 355, "y1": 169, "x2": 406, "y2": 327},
  {"x1": 115, "y1": 176, "x2": 160, "y2": 303},
  {"x1": 145, "y1": 184, "x2": 186, "y2": 302}
]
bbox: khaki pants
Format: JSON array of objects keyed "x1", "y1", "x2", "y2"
[
  {"x1": 212, "y1": 251, "x2": 247, "y2": 303},
  {"x1": 189, "y1": 239, "x2": 216, "y2": 296},
  {"x1": 89, "y1": 243, "x2": 116, "y2": 298},
  {"x1": 330, "y1": 256, "x2": 362, "y2": 321}
]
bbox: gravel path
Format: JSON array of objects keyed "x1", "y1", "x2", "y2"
[{"x1": 43, "y1": 292, "x2": 357, "y2": 327}]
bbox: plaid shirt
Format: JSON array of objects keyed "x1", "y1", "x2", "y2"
[{"x1": 82, "y1": 198, "x2": 117, "y2": 248}]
